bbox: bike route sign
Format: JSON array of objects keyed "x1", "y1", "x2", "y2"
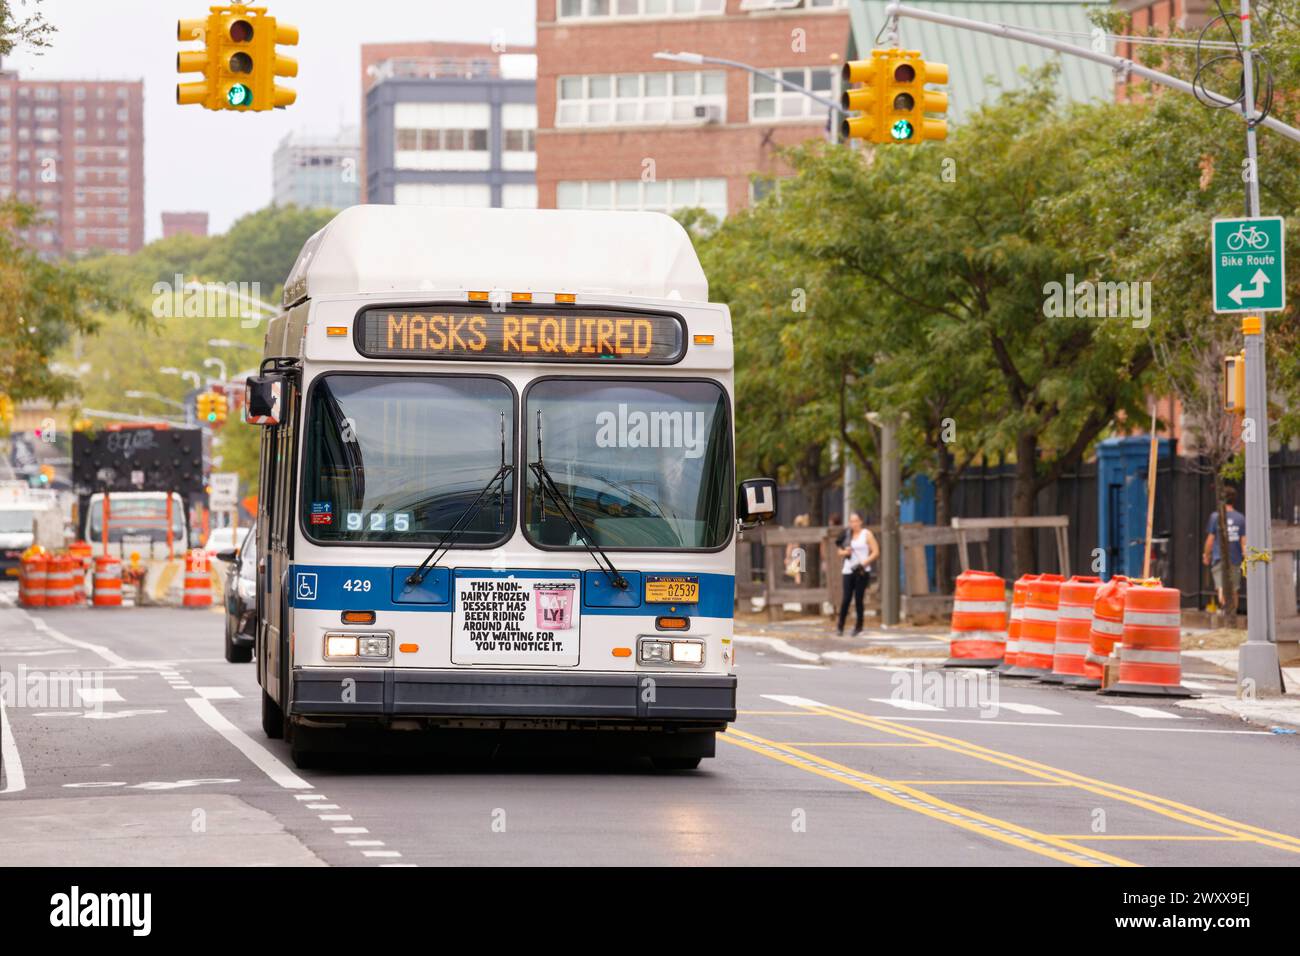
[{"x1": 1212, "y1": 216, "x2": 1285, "y2": 314}]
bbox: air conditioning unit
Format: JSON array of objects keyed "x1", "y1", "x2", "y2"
[{"x1": 693, "y1": 104, "x2": 722, "y2": 124}]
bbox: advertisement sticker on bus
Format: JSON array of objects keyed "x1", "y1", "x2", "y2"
[{"x1": 453, "y1": 575, "x2": 581, "y2": 666}]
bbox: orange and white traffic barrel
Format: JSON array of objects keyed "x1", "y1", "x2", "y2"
[
  {"x1": 1081, "y1": 575, "x2": 1130, "y2": 689},
  {"x1": 945, "y1": 569, "x2": 1007, "y2": 667},
  {"x1": 92, "y1": 555, "x2": 123, "y2": 608},
  {"x1": 998, "y1": 573, "x2": 1037, "y2": 672},
  {"x1": 1006, "y1": 573, "x2": 1063, "y2": 677},
  {"x1": 44, "y1": 555, "x2": 76, "y2": 608},
  {"x1": 1044, "y1": 575, "x2": 1102, "y2": 684},
  {"x1": 1101, "y1": 579, "x2": 1194, "y2": 697},
  {"x1": 183, "y1": 549, "x2": 213, "y2": 608},
  {"x1": 19, "y1": 554, "x2": 44, "y2": 607}
]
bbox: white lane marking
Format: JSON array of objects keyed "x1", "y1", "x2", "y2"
[
  {"x1": 306, "y1": 803, "x2": 340, "y2": 810},
  {"x1": 83, "y1": 709, "x2": 167, "y2": 720},
  {"x1": 172, "y1": 684, "x2": 194, "y2": 690},
  {"x1": 762, "y1": 694, "x2": 827, "y2": 708},
  {"x1": 734, "y1": 635, "x2": 822, "y2": 663},
  {"x1": 294, "y1": 794, "x2": 323, "y2": 801},
  {"x1": 1096, "y1": 705, "x2": 1181, "y2": 720},
  {"x1": 26, "y1": 618, "x2": 131, "y2": 668},
  {"x1": 2, "y1": 649, "x2": 73, "y2": 657},
  {"x1": 332, "y1": 827, "x2": 368, "y2": 834},
  {"x1": 347, "y1": 840, "x2": 385, "y2": 847},
  {"x1": 195, "y1": 686, "x2": 241, "y2": 700},
  {"x1": 362, "y1": 850, "x2": 401, "y2": 858},
  {"x1": 869, "y1": 697, "x2": 945, "y2": 712},
  {"x1": 1181, "y1": 680, "x2": 1217, "y2": 690},
  {"x1": 777, "y1": 663, "x2": 827, "y2": 670},
  {"x1": 75, "y1": 687, "x2": 124, "y2": 704},
  {"x1": 995, "y1": 702, "x2": 1061, "y2": 716},
  {"x1": 183, "y1": 697, "x2": 312, "y2": 790},
  {"x1": 319, "y1": 814, "x2": 353, "y2": 821},
  {"x1": 0, "y1": 693, "x2": 25, "y2": 794}
]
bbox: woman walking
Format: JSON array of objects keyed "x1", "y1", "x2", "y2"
[{"x1": 837, "y1": 512, "x2": 879, "y2": 636}]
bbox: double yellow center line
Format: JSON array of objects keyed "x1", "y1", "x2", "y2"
[{"x1": 725, "y1": 700, "x2": 1300, "y2": 866}]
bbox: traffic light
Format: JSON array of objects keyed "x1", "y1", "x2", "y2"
[
  {"x1": 841, "y1": 48, "x2": 948, "y2": 145},
  {"x1": 176, "y1": 4, "x2": 298, "y2": 111},
  {"x1": 212, "y1": 391, "x2": 229, "y2": 427},
  {"x1": 197, "y1": 392, "x2": 217, "y2": 424}
]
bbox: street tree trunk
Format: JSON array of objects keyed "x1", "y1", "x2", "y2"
[{"x1": 1012, "y1": 431, "x2": 1039, "y2": 578}]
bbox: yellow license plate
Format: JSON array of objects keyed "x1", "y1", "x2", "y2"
[{"x1": 645, "y1": 578, "x2": 698, "y2": 604}]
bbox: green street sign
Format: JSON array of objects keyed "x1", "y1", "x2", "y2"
[{"x1": 1212, "y1": 216, "x2": 1285, "y2": 313}]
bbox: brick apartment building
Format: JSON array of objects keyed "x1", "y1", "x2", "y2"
[
  {"x1": 536, "y1": 0, "x2": 850, "y2": 218},
  {"x1": 0, "y1": 65, "x2": 144, "y2": 258},
  {"x1": 360, "y1": 42, "x2": 537, "y2": 205},
  {"x1": 161, "y1": 210, "x2": 209, "y2": 239}
]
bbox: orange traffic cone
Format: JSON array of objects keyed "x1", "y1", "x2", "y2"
[
  {"x1": 945, "y1": 570, "x2": 1007, "y2": 667},
  {"x1": 1100, "y1": 579, "x2": 1195, "y2": 697},
  {"x1": 1043, "y1": 575, "x2": 1102, "y2": 684}
]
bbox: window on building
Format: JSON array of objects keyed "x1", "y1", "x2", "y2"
[
  {"x1": 556, "y1": 70, "x2": 725, "y2": 126},
  {"x1": 750, "y1": 66, "x2": 836, "y2": 121},
  {"x1": 556, "y1": 177, "x2": 727, "y2": 219},
  {"x1": 393, "y1": 182, "x2": 492, "y2": 207},
  {"x1": 393, "y1": 102, "x2": 491, "y2": 171},
  {"x1": 558, "y1": 0, "x2": 723, "y2": 16}
]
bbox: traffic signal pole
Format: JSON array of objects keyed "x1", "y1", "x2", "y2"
[{"x1": 1237, "y1": 0, "x2": 1284, "y2": 694}]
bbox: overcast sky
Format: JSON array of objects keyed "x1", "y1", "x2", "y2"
[{"x1": 5, "y1": 0, "x2": 536, "y2": 240}]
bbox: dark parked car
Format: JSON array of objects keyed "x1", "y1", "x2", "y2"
[{"x1": 217, "y1": 526, "x2": 256, "y2": 663}]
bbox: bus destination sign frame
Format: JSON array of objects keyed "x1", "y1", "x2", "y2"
[{"x1": 354, "y1": 304, "x2": 687, "y2": 365}]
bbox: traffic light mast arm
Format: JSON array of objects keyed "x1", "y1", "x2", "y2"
[
  {"x1": 881, "y1": 1, "x2": 1300, "y2": 145},
  {"x1": 653, "y1": 51, "x2": 846, "y2": 115}
]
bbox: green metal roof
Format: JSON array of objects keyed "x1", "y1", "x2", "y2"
[{"x1": 847, "y1": 1, "x2": 1116, "y2": 123}]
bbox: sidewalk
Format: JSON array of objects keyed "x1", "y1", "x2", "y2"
[{"x1": 1178, "y1": 646, "x2": 1300, "y2": 731}]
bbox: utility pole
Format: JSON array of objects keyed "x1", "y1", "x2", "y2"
[
  {"x1": 878, "y1": 417, "x2": 901, "y2": 626},
  {"x1": 1237, "y1": 0, "x2": 1284, "y2": 695}
]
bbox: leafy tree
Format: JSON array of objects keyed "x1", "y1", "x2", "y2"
[
  {"x1": 0, "y1": 0, "x2": 54, "y2": 56},
  {"x1": 0, "y1": 199, "x2": 148, "y2": 412}
]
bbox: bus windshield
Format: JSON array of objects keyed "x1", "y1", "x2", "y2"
[
  {"x1": 524, "y1": 378, "x2": 731, "y2": 550},
  {"x1": 302, "y1": 373, "x2": 515, "y2": 545}
]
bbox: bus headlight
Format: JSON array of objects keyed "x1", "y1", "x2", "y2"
[
  {"x1": 638, "y1": 637, "x2": 703, "y2": 666},
  {"x1": 324, "y1": 632, "x2": 392, "y2": 660}
]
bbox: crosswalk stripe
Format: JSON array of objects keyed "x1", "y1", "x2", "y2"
[
  {"x1": 869, "y1": 698, "x2": 945, "y2": 712},
  {"x1": 995, "y1": 702, "x2": 1061, "y2": 716},
  {"x1": 1096, "y1": 704, "x2": 1180, "y2": 720}
]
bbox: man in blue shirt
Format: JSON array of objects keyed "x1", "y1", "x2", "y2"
[{"x1": 1202, "y1": 486, "x2": 1247, "y2": 612}]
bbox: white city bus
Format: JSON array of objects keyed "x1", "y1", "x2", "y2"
[{"x1": 245, "y1": 205, "x2": 775, "y2": 769}]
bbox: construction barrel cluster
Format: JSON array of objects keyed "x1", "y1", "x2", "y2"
[
  {"x1": 946, "y1": 569, "x2": 1192, "y2": 697},
  {"x1": 16, "y1": 545, "x2": 215, "y2": 611}
]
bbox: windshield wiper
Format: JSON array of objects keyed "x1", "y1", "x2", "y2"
[
  {"x1": 529, "y1": 411, "x2": 628, "y2": 591},
  {"x1": 406, "y1": 411, "x2": 512, "y2": 586}
]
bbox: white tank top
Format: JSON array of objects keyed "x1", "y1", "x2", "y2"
[{"x1": 841, "y1": 529, "x2": 871, "y2": 575}]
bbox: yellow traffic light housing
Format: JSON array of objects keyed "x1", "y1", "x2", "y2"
[
  {"x1": 841, "y1": 48, "x2": 948, "y2": 145},
  {"x1": 1224, "y1": 351, "x2": 1246, "y2": 413},
  {"x1": 176, "y1": 4, "x2": 298, "y2": 111}
]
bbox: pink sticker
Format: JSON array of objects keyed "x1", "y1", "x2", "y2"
[{"x1": 534, "y1": 583, "x2": 576, "y2": 631}]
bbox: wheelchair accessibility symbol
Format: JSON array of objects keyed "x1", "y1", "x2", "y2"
[{"x1": 296, "y1": 572, "x2": 318, "y2": 602}]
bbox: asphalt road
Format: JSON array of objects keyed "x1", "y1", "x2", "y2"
[{"x1": 2, "y1": 591, "x2": 1298, "y2": 867}]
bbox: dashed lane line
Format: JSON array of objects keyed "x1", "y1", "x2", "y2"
[
  {"x1": 720, "y1": 728, "x2": 1134, "y2": 867},
  {"x1": 1096, "y1": 705, "x2": 1182, "y2": 720}
]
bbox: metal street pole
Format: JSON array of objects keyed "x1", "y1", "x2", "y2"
[
  {"x1": 1237, "y1": 0, "x2": 1283, "y2": 695},
  {"x1": 653, "y1": 50, "x2": 845, "y2": 142},
  {"x1": 878, "y1": 417, "x2": 901, "y2": 626}
]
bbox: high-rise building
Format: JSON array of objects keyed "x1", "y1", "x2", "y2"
[
  {"x1": 271, "y1": 126, "x2": 362, "y2": 210},
  {"x1": 0, "y1": 66, "x2": 144, "y2": 257},
  {"x1": 161, "y1": 210, "x2": 209, "y2": 239},
  {"x1": 361, "y1": 42, "x2": 537, "y2": 208},
  {"x1": 536, "y1": 0, "x2": 850, "y2": 219}
]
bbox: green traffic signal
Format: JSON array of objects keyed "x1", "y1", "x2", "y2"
[
  {"x1": 890, "y1": 119, "x2": 914, "y2": 141},
  {"x1": 227, "y1": 83, "x2": 252, "y2": 107},
  {"x1": 206, "y1": 412, "x2": 217, "y2": 422}
]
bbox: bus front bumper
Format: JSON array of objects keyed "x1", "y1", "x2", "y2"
[{"x1": 290, "y1": 667, "x2": 737, "y2": 725}]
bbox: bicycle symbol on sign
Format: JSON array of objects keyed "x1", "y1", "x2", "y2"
[{"x1": 1226, "y1": 223, "x2": 1271, "y2": 252}]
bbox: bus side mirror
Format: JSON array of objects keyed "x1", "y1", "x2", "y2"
[
  {"x1": 245, "y1": 374, "x2": 284, "y2": 426},
  {"x1": 737, "y1": 478, "x2": 777, "y2": 527},
  {"x1": 215, "y1": 548, "x2": 237, "y2": 563}
]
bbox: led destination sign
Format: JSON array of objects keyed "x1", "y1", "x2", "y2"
[{"x1": 356, "y1": 306, "x2": 685, "y2": 364}]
